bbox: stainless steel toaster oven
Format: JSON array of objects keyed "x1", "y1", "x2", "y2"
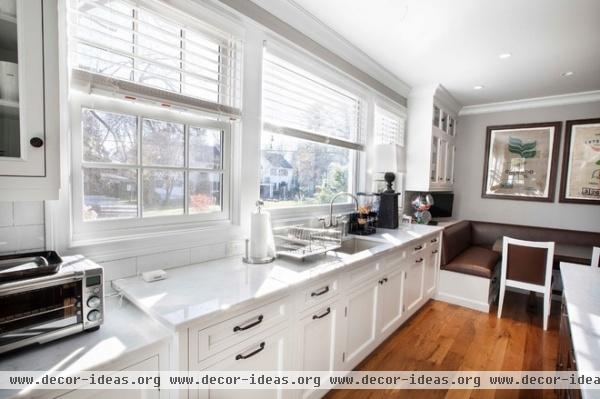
[{"x1": 0, "y1": 252, "x2": 103, "y2": 354}]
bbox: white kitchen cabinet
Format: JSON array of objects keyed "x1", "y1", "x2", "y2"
[
  {"x1": 423, "y1": 244, "x2": 440, "y2": 297},
  {"x1": 341, "y1": 278, "x2": 379, "y2": 369},
  {"x1": 193, "y1": 327, "x2": 291, "y2": 399},
  {"x1": 377, "y1": 267, "x2": 404, "y2": 338},
  {"x1": 406, "y1": 84, "x2": 460, "y2": 192},
  {"x1": 403, "y1": 256, "x2": 425, "y2": 315},
  {"x1": 0, "y1": 0, "x2": 60, "y2": 200},
  {"x1": 295, "y1": 300, "x2": 344, "y2": 399},
  {"x1": 56, "y1": 355, "x2": 161, "y2": 399}
]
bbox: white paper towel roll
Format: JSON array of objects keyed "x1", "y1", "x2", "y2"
[{"x1": 249, "y1": 210, "x2": 274, "y2": 259}]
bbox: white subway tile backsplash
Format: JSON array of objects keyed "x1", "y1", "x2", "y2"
[
  {"x1": 15, "y1": 225, "x2": 45, "y2": 251},
  {"x1": 13, "y1": 201, "x2": 44, "y2": 226},
  {"x1": 0, "y1": 202, "x2": 45, "y2": 255},
  {"x1": 0, "y1": 226, "x2": 18, "y2": 252},
  {"x1": 137, "y1": 248, "x2": 190, "y2": 274},
  {"x1": 0, "y1": 203, "x2": 13, "y2": 227},
  {"x1": 101, "y1": 257, "x2": 137, "y2": 282},
  {"x1": 190, "y1": 242, "x2": 228, "y2": 264}
]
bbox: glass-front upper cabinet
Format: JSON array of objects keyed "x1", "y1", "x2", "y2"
[{"x1": 0, "y1": 0, "x2": 46, "y2": 176}]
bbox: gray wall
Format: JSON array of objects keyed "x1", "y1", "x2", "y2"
[{"x1": 454, "y1": 101, "x2": 600, "y2": 233}]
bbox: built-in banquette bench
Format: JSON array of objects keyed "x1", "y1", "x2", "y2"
[{"x1": 436, "y1": 220, "x2": 600, "y2": 312}]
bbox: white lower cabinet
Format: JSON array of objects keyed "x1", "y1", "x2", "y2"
[
  {"x1": 182, "y1": 234, "x2": 441, "y2": 399},
  {"x1": 193, "y1": 327, "x2": 291, "y2": 399},
  {"x1": 377, "y1": 267, "x2": 405, "y2": 338},
  {"x1": 341, "y1": 278, "x2": 379, "y2": 369},
  {"x1": 295, "y1": 300, "x2": 344, "y2": 399},
  {"x1": 403, "y1": 256, "x2": 425, "y2": 315},
  {"x1": 56, "y1": 355, "x2": 161, "y2": 399},
  {"x1": 424, "y1": 245, "x2": 439, "y2": 297}
]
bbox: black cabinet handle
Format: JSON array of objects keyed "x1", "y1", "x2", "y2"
[
  {"x1": 233, "y1": 315, "x2": 263, "y2": 332},
  {"x1": 414, "y1": 245, "x2": 423, "y2": 251},
  {"x1": 235, "y1": 342, "x2": 265, "y2": 360},
  {"x1": 378, "y1": 277, "x2": 388, "y2": 285},
  {"x1": 311, "y1": 286, "x2": 329, "y2": 297},
  {"x1": 430, "y1": 238, "x2": 437, "y2": 243},
  {"x1": 432, "y1": 249, "x2": 439, "y2": 254},
  {"x1": 312, "y1": 307, "x2": 331, "y2": 320},
  {"x1": 415, "y1": 258, "x2": 424, "y2": 263},
  {"x1": 30, "y1": 137, "x2": 44, "y2": 148}
]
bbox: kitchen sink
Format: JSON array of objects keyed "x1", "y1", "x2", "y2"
[{"x1": 332, "y1": 237, "x2": 384, "y2": 255}]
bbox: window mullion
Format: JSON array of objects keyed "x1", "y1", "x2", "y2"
[
  {"x1": 137, "y1": 115, "x2": 143, "y2": 219},
  {"x1": 184, "y1": 124, "x2": 189, "y2": 215}
]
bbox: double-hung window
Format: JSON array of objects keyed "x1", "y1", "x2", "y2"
[
  {"x1": 67, "y1": 0, "x2": 242, "y2": 241},
  {"x1": 260, "y1": 45, "x2": 365, "y2": 209},
  {"x1": 374, "y1": 103, "x2": 406, "y2": 146}
]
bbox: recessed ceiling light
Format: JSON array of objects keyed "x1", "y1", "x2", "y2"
[
  {"x1": 499, "y1": 53, "x2": 512, "y2": 59},
  {"x1": 561, "y1": 71, "x2": 574, "y2": 77},
  {"x1": 473, "y1": 85, "x2": 484, "y2": 90}
]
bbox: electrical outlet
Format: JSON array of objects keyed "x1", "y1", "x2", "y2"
[{"x1": 227, "y1": 240, "x2": 245, "y2": 256}]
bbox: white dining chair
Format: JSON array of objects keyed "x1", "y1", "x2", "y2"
[
  {"x1": 497, "y1": 236, "x2": 554, "y2": 330},
  {"x1": 592, "y1": 247, "x2": 600, "y2": 268}
]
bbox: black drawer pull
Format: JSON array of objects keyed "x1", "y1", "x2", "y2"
[
  {"x1": 233, "y1": 315, "x2": 263, "y2": 332},
  {"x1": 432, "y1": 249, "x2": 439, "y2": 254},
  {"x1": 311, "y1": 286, "x2": 329, "y2": 297},
  {"x1": 415, "y1": 258, "x2": 424, "y2": 263},
  {"x1": 235, "y1": 342, "x2": 265, "y2": 360},
  {"x1": 312, "y1": 307, "x2": 331, "y2": 320},
  {"x1": 378, "y1": 277, "x2": 389, "y2": 285},
  {"x1": 430, "y1": 238, "x2": 437, "y2": 243},
  {"x1": 414, "y1": 245, "x2": 423, "y2": 251}
]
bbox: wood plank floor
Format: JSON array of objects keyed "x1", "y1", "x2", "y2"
[{"x1": 325, "y1": 291, "x2": 560, "y2": 399}]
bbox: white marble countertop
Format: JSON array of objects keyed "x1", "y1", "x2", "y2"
[
  {"x1": 560, "y1": 262, "x2": 600, "y2": 399},
  {"x1": 113, "y1": 225, "x2": 442, "y2": 331},
  {"x1": 0, "y1": 295, "x2": 171, "y2": 399}
]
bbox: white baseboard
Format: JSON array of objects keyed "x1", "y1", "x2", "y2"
[{"x1": 435, "y1": 292, "x2": 490, "y2": 313}]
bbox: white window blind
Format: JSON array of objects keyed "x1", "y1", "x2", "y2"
[
  {"x1": 262, "y1": 52, "x2": 364, "y2": 150},
  {"x1": 374, "y1": 105, "x2": 406, "y2": 146},
  {"x1": 68, "y1": 0, "x2": 242, "y2": 118}
]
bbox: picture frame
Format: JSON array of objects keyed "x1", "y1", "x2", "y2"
[
  {"x1": 481, "y1": 122, "x2": 561, "y2": 202},
  {"x1": 559, "y1": 118, "x2": 600, "y2": 205}
]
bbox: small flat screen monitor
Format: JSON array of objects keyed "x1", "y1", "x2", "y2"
[{"x1": 429, "y1": 192, "x2": 454, "y2": 218}]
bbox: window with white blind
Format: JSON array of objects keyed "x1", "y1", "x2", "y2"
[
  {"x1": 68, "y1": 0, "x2": 242, "y2": 117},
  {"x1": 67, "y1": 0, "x2": 241, "y2": 241},
  {"x1": 260, "y1": 49, "x2": 365, "y2": 208},
  {"x1": 374, "y1": 104, "x2": 406, "y2": 146}
]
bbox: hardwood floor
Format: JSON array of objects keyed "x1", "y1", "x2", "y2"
[{"x1": 325, "y1": 291, "x2": 560, "y2": 399}]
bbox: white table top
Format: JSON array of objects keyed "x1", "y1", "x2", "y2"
[{"x1": 560, "y1": 262, "x2": 600, "y2": 399}]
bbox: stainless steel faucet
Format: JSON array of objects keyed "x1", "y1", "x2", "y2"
[{"x1": 319, "y1": 192, "x2": 359, "y2": 228}]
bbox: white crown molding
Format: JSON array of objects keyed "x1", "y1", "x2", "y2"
[
  {"x1": 245, "y1": 0, "x2": 411, "y2": 100},
  {"x1": 459, "y1": 90, "x2": 600, "y2": 116}
]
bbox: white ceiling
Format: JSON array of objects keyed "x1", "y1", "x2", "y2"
[{"x1": 289, "y1": 0, "x2": 600, "y2": 106}]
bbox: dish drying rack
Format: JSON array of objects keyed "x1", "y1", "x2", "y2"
[{"x1": 273, "y1": 226, "x2": 342, "y2": 261}]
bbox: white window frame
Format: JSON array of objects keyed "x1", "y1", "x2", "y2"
[
  {"x1": 260, "y1": 37, "x2": 369, "y2": 219},
  {"x1": 69, "y1": 91, "x2": 233, "y2": 243}
]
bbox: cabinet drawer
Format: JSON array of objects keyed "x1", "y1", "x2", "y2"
[
  {"x1": 347, "y1": 259, "x2": 381, "y2": 288},
  {"x1": 380, "y1": 250, "x2": 406, "y2": 272},
  {"x1": 298, "y1": 277, "x2": 339, "y2": 313},
  {"x1": 429, "y1": 242, "x2": 440, "y2": 257},
  {"x1": 410, "y1": 240, "x2": 427, "y2": 256},
  {"x1": 191, "y1": 298, "x2": 289, "y2": 363}
]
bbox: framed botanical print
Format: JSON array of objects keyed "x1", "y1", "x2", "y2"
[
  {"x1": 559, "y1": 118, "x2": 600, "y2": 204},
  {"x1": 481, "y1": 122, "x2": 561, "y2": 202}
]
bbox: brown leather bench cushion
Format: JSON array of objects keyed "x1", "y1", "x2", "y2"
[
  {"x1": 442, "y1": 246, "x2": 500, "y2": 278},
  {"x1": 441, "y1": 220, "x2": 472, "y2": 265}
]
